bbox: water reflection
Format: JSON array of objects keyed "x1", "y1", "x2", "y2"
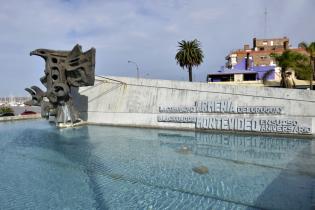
[
  {"x1": 157, "y1": 131, "x2": 315, "y2": 210},
  {"x1": 0, "y1": 121, "x2": 315, "y2": 210},
  {"x1": 159, "y1": 132, "x2": 313, "y2": 171}
]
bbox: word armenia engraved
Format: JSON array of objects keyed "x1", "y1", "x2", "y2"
[
  {"x1": 157, "y1": 100, "x2": 311, "y2": 135},
  {"x1": 159, "y1": 101, "x2": 284, "y2": 114}
]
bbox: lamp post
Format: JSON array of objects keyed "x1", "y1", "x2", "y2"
[{"x1": 128, "y1": 60, "x2": 139, "y2": 79}]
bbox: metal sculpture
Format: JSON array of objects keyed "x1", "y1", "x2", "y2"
[{"x1": 25, "y1": 44, "x2": 95, "y2": 126}]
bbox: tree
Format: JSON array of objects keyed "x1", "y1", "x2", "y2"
[
  {"x1": 298, "y1": 42, "x2": 315, "y2": 89},
  {"x1": 0, "y1": 106, "x2": 14, "y2": 114},
  {"x1": 175, "y1": 39, "x2": 204, "y2": 82},
  {"x1": 271, "y1": 50, "x2": 310, "y2": 88}
]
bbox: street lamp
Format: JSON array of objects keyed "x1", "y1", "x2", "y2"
[{"x1": 128, "y1": 60, "x2": 139, "y2": 79}]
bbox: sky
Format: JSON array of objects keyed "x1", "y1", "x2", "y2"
[{"x1": 0, "y1": 0, "x2": 314, "y2": 97}]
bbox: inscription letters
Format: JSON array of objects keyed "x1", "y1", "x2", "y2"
[{"x1": 157, "y1": 100, "x2": 311, "y2": 135}]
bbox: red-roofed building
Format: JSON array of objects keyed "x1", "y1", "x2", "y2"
[
  {"x1": 226, "y1": 37, "x2": 308, "y2": 68},
  {"x1": 207, "y1": 37, "x2": 313, "y2": 88}
]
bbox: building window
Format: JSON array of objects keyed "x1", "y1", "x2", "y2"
[
  {"x1": 260, "y1": 56, "x2": 267, "y2": 60},
  {"x1": 244, "y1": 74, "x2": 256, "y2": 81}
]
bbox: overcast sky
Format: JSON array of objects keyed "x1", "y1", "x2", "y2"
[{"x1": 0, "y1": 0, "x2": 314, "y2": 96}]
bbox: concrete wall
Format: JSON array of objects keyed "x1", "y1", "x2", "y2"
[
  {"x1": 0, "y1": 114, "x2": 41, "y2": 122},
  {"x1": 76, "y1": 75, "x2": 315, "y2": 136}
]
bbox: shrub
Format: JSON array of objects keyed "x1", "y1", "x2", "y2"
[{"x1": 0, "y1": 106, "x2": 14, "y2": 114}]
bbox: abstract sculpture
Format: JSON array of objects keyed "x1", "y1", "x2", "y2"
[{"x1": 25, "y1": 44, "x2": 95, "y2": 126}]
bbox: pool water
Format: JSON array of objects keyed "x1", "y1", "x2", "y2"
[{"x1": 0, "y1": 120, "x2": 315, "y2": 210}]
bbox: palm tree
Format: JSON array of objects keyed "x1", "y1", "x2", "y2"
[
  {"x1": 298, "y1": 42, "x2": 315, "y2": 89},
  {"x1": 175, "y1": 39, "x2": 204, "y2": 82},
  {"x1": 271, "y1": 50, "x2": 309, "y2": 88}
]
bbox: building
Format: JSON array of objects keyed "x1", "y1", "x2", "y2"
[
  {"x1": 208, "y1": 56, "x2": 280, "y2": 83},
  {"x1": 0, "y1": 96, "x2": 30, "y2": 106},
  {"x1": 207, "y1": 37, "x2": 308, "y2": 87}
]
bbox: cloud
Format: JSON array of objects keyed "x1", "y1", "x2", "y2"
[{"x1": 0, "y1": 0, "x2": 314, "y2": 96}]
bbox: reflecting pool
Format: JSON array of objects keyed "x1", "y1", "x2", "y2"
[{"x1": 0, "y1": 120, "x2": 315, "y2": 210}]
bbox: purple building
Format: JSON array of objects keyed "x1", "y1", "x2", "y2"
[{"x1": 207, "y1": 57, "x2": 277, "y2": 83}]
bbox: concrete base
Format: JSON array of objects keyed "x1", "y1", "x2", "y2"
[{"x1": 75, "y1": 76, "x2": 315, "y2": 136}]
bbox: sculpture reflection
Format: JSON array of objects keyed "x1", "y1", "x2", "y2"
[{"x1": 25, "y1": 44, "x2": 95, "y2": 127}]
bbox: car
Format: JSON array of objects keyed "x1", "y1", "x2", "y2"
[
  {"x1": 0, "y1": 112, "x2": 15, "y2": 117},
  {"x1": 20, "y1": 110, "x2": 37, "y2": 115}
]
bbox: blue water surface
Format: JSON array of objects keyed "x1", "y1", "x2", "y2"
[{"x1": 0, "y1": 120, "x2": 314, "y2": 210}]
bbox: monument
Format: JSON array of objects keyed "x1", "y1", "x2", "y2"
[
  {"x1": 25, "y1": 44, "x2": 95, "y2": 127},
  {"x1": 22, "y1": 45, "x2": 315, "y2": 135},
  {"x1": 74, "y1": 75, "x2": 315, "y2": 136}
]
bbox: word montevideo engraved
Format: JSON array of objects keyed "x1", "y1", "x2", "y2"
[{"x1": 157, "y1": 100, "x2": 311, "y2": 135}]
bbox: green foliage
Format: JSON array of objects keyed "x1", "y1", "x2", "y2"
[
  {"x1": 0, "y1": 106, "x2": 14, "y2": 114},
  {"x1": 175, "y1": 39, "x2": 204, "y2": 82},
  {"x1": 299, "y1": 42, "x2": 315, "y2": 56},
  {"x1": 299, "y1": 41, "x2": 315, "y2": 89},
  {"x1": 271, "y1": 50, "x2": 310, "y2": 88},
  {"x1": 295, "y1": 63, "x2": 312, "y2": 80},
  {"x1": 271, "y1": 50, "x2": 308, "y2": 71}
]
